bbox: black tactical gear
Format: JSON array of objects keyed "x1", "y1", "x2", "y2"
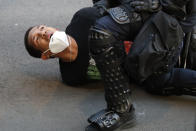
[
  {"x1": 99, "y1": 0, "x2": 196, "y2": 33},
  {"x1": 108, "y1": 5, "x2": 142, "y2": 24},
  {"x1": 93, "y1": 0, "x2": 109, "y2": 15},
  {"x1": 93, "y1": 0, "x2": 108, "y2": 8},
  {"x1": 92, "y1": 0, "x2": 101, "y2": 4},
  {"x1": 145, "y1": 68, "x2": 196, "y2": 96},
  {"x1": 89, "y1": 26, "x2": 132, "y2": 113},
  {"x1": 130, "y1": 0, "x2": 161, "y2": 12},
  {"x1": 160, "y1": 0, "x2": 196, "y2": 33},
  {"x1": 86, "y1": 26, "x2": 136, "y2": 130},
  {"x1": 86, "y1": 0, "x2": 196, "y2": 130},
  {"x1": 124, "y1": 10, "x2": 184, "y2": 82},
  {"x1": 86, "y1": 107, "x2": 136, "y2": 131}
]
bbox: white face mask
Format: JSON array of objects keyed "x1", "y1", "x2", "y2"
[{"x1": 48, "y1": 31, "x2": 70, "y2": 54}]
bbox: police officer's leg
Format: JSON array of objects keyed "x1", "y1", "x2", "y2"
[
  {"x1": 86, "y1": 14, "x2": 137, "y2": 131},
  {"x1": 186, "y1": 25, "x2": 196, "y2": 70},
  {"x1": 145, "y1": 68, "x2": 196, "y2": 96},
  {"x1": 60, "y1": 7, "x2": 101, "y2": 86}
]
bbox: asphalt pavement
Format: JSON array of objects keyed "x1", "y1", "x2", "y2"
[{"x1": 0, "y1": 0, "x2": 196, "y2": 131}]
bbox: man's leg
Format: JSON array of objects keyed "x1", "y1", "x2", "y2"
[
  {"x1": 145, "y1": 68, "x2": 196, "y2": 96},
  {"x1": 59, "y1": 7, "x2": 101, "y2": 86},
  {"x1": 86, "y1": 15, "x2": 136, "y2": 131}
]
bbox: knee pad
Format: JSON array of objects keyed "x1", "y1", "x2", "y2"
[
  {"x1": 89, "y1": 26, "x2": 126, "y2": 59},
  {"x1": 89, "y1": 26, "x2": 116, "y2": 54}
]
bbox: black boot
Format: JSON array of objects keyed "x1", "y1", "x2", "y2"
[
  {"x1": 85, "y1": 106, "x2": 136, "y2": 131},
  {"x1": 86, "y1": 27, "x2": 136, "y2": 131}
]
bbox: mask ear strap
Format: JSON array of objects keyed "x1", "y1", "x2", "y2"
[
  {"x1": 42, "y1": 49, "x2": 50, "y2": 54},
  {"x1": 42, "y1": 48, "x2": 56, "y2": 57},
  {"x1": 41, "y1": 49, "x2": 51, "y2": 60}
]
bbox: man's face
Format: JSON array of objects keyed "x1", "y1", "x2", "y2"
[{"x1": 28, "y1": 25, "x2": 57, "y2": 52}]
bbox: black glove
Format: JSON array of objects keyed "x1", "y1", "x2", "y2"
[
  {"x1": 130, "y1": 0, "x2": 161, "y2": 12},
  {"x1": 93, "y1": 0, "x2": 109, "y2": 15},
  {"x1": 92, "y1": 0, "x2": 101, "y2": 4}
]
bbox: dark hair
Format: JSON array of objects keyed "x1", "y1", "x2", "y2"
[{"x1": 24, "y1": 26, "x2": 42, "y2": 58}]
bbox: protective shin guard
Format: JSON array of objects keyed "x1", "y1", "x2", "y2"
[
  {"x1": 85, "y1": 27, "x2": 136, "y2": 131},
  {"x1": 89, "y1": 26, "x2": 132, "y2": 113}
]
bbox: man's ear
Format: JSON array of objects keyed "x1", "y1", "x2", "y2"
[{"x1": 41, "y1": 53, "x2": 50, "y2": 60}]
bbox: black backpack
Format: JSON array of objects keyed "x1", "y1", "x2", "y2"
[{"x1": 124, "y1": 11, "x2": 184, "y2": 82}]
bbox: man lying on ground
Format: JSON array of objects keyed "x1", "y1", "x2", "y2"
[{"x1": 24, "y1": 7, "x2": 102, "y2": 86}]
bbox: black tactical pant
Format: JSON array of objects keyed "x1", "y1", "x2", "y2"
[
  {"x1": 145, "y1": 68, "x2": 196, "y2": 95},
  {"x1": 95, "y1": 11, "x2": 196, "y2": 95}
]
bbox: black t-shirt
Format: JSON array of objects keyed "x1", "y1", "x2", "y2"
[{"x1": 59, "y1": 7, "x2": 101, "y2": 86}]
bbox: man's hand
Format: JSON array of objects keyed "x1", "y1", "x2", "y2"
[
  {"x1": 130, "y1": 0, "x2": 161, "y2": 12},
  {"x1": 93, "y1": 0, "x2": 109, "y2": 16}
]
